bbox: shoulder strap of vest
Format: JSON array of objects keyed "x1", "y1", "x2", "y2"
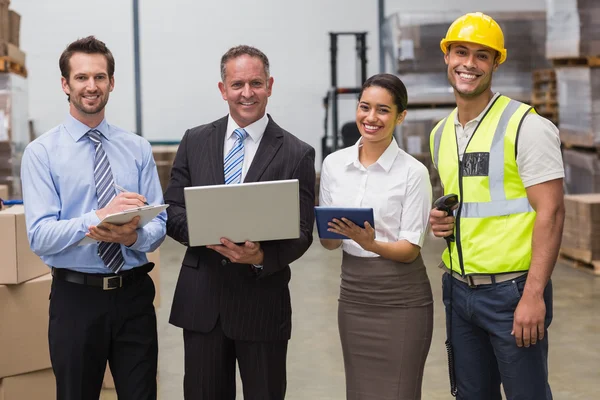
[{"x1": 430, "y1": 108, "x2": 457, "y2": 168}]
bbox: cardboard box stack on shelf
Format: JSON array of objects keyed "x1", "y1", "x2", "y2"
[
  {"x1": 531, "y1": 69, "x2": 558, "y2": 125},
  {"x1": 152, "y1": 145, "x2": 178, "y2": 192},
  {"x1": 546, "y1": 0, "x2": 600, "y2": 151},
  {"x1": 0, "y1": 0, "x2": 25, "y2": 73},
  {"x1": 544, "y1": 0, "x2": 600, "y2": 274},
  {"x1": 0, "y1": 203, "x2": 53, "y2": 399},
  {"x1": 0, "y1": 0, "x2": 28, "y2": 198}
]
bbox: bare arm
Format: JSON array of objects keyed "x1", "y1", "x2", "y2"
[
  {"x1": 513, "y1": 178, "x2": 564, "y2": 347},
  {"x1": 523, "y1": 178, "x2": 565, "y2": 296},
  {"x1": 320, "y1": 238, "x2": 342, "y2": 250}
]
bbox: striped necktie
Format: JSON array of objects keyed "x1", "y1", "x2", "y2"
[
  {"x1": 224, "y1": 128, "x2": 247, "y2": 184},
  {"x1": 87, "y1": 129, "x2": 125, "y2": 273}
]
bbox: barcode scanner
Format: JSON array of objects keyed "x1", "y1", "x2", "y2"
[
  {"x1": 434, "y1": 194, "x2": 459, "y2": 242},
  {"x1": 434, "y1": 193, "x2": 459, "y2": 397}
]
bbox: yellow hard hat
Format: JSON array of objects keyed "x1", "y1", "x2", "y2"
[{"x1": 440, "y1": 12, "x2": 507, "y2": 64}]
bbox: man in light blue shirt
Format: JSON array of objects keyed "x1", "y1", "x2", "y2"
[{"x1": 20, "y1": 36, "x2": 165, "y2": 400}]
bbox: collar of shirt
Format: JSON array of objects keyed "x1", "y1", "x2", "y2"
[
  {"x1": 63, "y1": 113, "x2": 111, "y2": 142},
  {"x1": 225, "y1": 113, "x2": 269, "y2": 143},
  {"x1": 345, "y1": 137, "x2": 400, "y2": 173},
  {"x1": 454, "y1": 92, "x2": 501, "y2": 127}
]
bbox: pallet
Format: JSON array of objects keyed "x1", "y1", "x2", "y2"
[
  {"x1": 532, "y1": 89, "x2": 557, "y2": 105},
  {"x1": 552, "y1": 56, "x2": 600, "y2": 68},
  {"x1": 532, "y1": 69, "x2": 556, "y2": 82},
  {"x1": 559, "y1": 253, "x2": 600, "y2": 276},
  {"x1": 0, "y1": 57, "x2": 27, "y2": 77}
]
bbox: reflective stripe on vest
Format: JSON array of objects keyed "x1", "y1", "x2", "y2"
[{"x1": 430, "y1": 95, "x2": 536, "y2": 276}]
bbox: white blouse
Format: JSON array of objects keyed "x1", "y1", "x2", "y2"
[{"x1": 319, "y1": 138, "x2": 432, "y2": 258}]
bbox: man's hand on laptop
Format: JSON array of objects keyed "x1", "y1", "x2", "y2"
[{"x1": 207, "y1": 239, "x2": 264, "y2": 265}]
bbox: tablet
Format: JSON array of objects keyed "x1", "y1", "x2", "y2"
[
  {"x1": 314, "y1": 207, "x2": 375, "y2": 240},
  {"x1": 184, "y1": 179, "x2": 300, "y2": 246}
]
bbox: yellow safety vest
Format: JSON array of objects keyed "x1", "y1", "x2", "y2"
[{"x1": 430, "y1": 95, "x2": 536, "y2": 276}]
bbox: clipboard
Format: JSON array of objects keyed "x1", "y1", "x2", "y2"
[
  {"x1": 314, "y1": 206, "x2": 375, "y2": 240},
  {"x1": 78, "y1": 204, "x2": 168, "y2": 246}
]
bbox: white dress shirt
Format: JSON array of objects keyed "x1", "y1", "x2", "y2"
[
  {"x1": 224, "y1": 114, "x2": 269, "y2": 181},
  {"x1": 319, "y1": 138, "x2": 432, "y2": 257}
]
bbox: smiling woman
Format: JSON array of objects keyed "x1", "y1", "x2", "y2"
[{"x1": 318, "y1": 73, "x2": 434, "y2": 399}]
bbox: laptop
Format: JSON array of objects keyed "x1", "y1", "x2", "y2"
[{"x1": 184, "y1": 179, "x2": 300, "y2": 246}]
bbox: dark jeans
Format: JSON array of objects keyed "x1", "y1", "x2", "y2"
[
  {"x1": 442, "y1": 272, "x2": 553, "y2": 400},
  {"x1": 49, "y1": 272, "x2": 158, "y2": 400}
]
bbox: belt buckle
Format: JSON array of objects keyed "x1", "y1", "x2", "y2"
[
  {"x1": 467, "y1": 275, "x2": 477, "y2": 288},
  {"x1": 103, "y1": 275, "x2": 122, "y2": 290}
]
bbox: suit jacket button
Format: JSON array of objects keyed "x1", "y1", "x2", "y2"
[{"x1": 221, "y1": 259, "x2": 228, "y2": 266}]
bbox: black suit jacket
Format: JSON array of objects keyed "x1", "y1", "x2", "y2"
[{"x1": 165, "y1": 115, "x2": 316, "y2": 341}]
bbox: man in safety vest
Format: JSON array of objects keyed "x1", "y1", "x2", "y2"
[{"x1": 429, "y1": 12, "x2": 565, "y2": 399}]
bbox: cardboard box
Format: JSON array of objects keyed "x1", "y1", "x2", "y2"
[
  {"x1": 7, "y1": 10, "x2": 19, "y2": 47},
  {"x1": 562, "y1": 194, "x2": 600, "y2": 263},
  {"x1": 0, "y1": 1, "x2": 9, "y2": 43},
  {"x1": 0, "y1": 205, "x2": 48, "y2": 284},
  {"x1": 0, "y1": 274, "x2": 52, "y2": 378},
  {"x1": 0, "y1": 369, "x2": 55, "y2": 400},
  {"x1": 0, "y1": 184, "x2": 7, "y2": 199},
  {"x1": 0, "y1": 41, "x2": 25, "y2": 66}
]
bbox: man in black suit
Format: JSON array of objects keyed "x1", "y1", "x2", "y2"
[{"x1": 164, "y1": 45, "x2": 316, "y2": 399}]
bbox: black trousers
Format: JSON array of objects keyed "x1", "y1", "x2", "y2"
[
  {"x1": 183, "y1": 320, "x2": 288, "y2": 400},
  {"x1": 49, "y1": 270, "x2": 158, "y2": 400}
]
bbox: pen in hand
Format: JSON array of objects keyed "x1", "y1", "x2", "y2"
[{"x1": 113, "y1": 183, "x2": 150, "y2": 206}]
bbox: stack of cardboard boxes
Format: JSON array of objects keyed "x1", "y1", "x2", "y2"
[
  {"x1": 0, "y1": 205, "x2": 53, "y2": 399},
  {"x1": 0, "y1": 0, "x2": 24, "y2": 67},
  {"x1": 0, "y1": 0, "x2": 28, "y2": 198},
  {"x1": 560, "y1": 194, "x2": 600, "y2": 275},
  {"x1": 0, "y1": 197, "x2": 163, "y2": 398}
]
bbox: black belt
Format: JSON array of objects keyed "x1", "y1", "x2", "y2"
[{"x1": 51, "y1": 262, "x2": 154, "y2": 290}]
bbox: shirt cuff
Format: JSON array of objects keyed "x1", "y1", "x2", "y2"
[
  {"x1": 398, "y1": 230, "x2": 425, "y2": 247},
  {"x1": 82, "y1": 210, "x2": 102, "y2": 229},
  {"x1": 128, "y1": 228, "x2": 148, "y2": 252}
]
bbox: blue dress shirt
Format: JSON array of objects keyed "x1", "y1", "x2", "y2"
[{"x1": 21, "y1": 114, "x2": 167, "y2": 274}]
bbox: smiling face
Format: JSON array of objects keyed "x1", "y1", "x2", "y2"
[
  {"x1": 61, "y1": 52, "x2": 114, "y2": 124},
  {"x1": 356, "y1": 86, "x2": 406, "y2": 145},
  {"x1": 218, "y1": 54, "x2": 273, "y2": 128},
  {"x1": 445, "y1": 42, "x2": 498, "y2": 99}
]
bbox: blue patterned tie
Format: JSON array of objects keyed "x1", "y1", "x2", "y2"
[
  {"x1": 224, "y1": 128, "x2": 247, "y2": 184},
  {"x1": 87, "y1": 129, "x2": 125, "y2": 273}
]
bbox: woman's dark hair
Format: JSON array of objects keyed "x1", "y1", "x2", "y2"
[{"x1": 358, "y1": 73, "x2": 408, "y2": 113}]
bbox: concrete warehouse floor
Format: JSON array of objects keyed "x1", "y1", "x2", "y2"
[{"x1": 101, "y1": 234, "x2": 599, "y2": 399}]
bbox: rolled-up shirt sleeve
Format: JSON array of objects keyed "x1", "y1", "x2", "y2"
[{"x1": 397, "y1": 163, "x2": 432, "y2": 247}]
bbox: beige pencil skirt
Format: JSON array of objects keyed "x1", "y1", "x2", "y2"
[{"x1": 338, "y1": 252, "x2": 434, "y2": 400}]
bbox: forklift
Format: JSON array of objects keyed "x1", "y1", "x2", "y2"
[{"x1": 321, "y1": 32, "x2": 368, "y2": 163}]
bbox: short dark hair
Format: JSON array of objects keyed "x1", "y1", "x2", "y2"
[
  {"x1": 59, "y1": 36, "x2": 115, "y2": 81},
  {"x1": 220, "y1": 45, "x2": 270, "y2": 82},
  {"x1": 359, "y1": 73, "x2": 408, "y2": 113}
]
